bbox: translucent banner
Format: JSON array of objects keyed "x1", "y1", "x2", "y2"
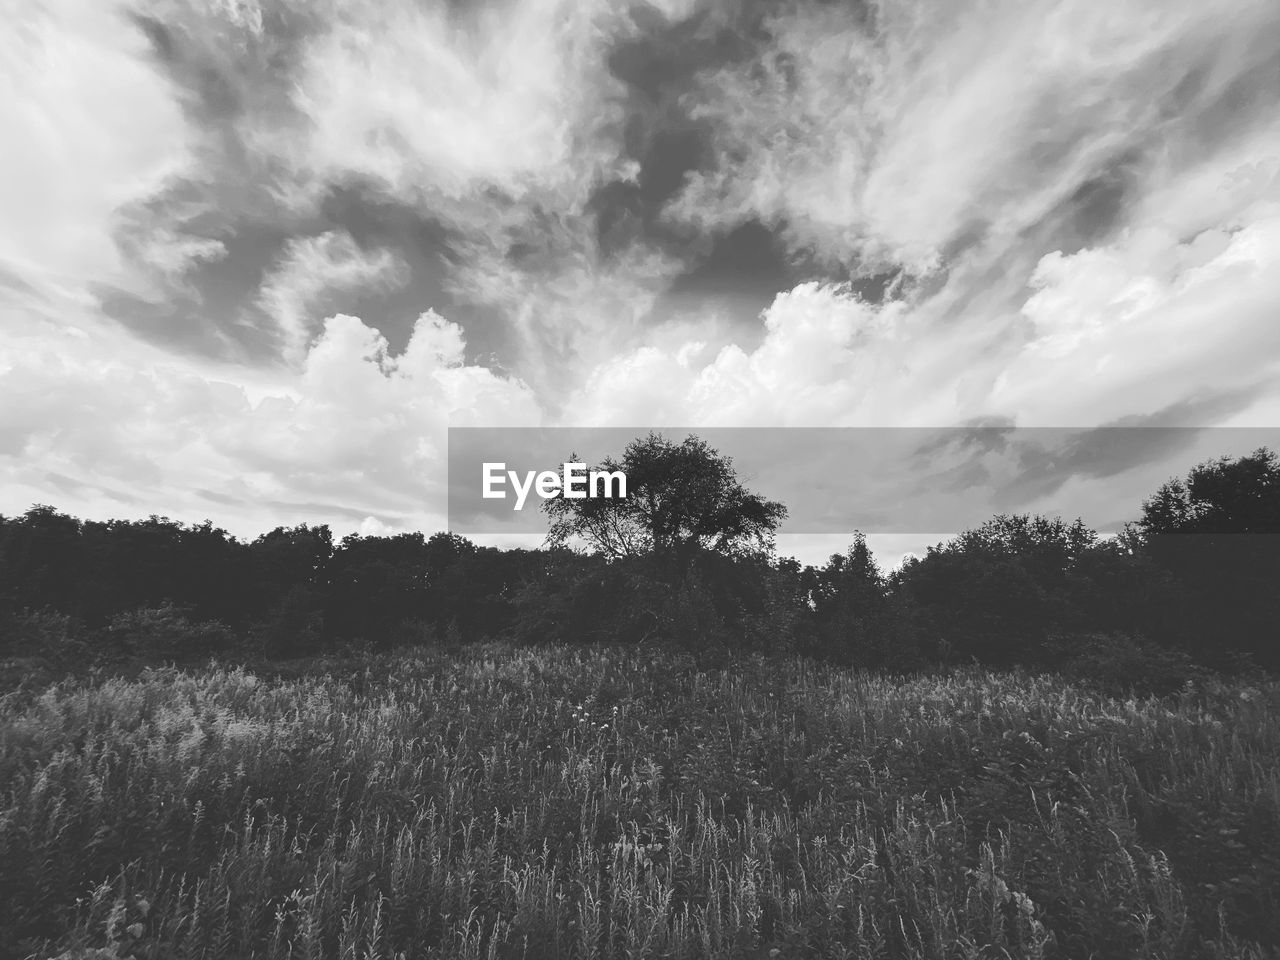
[{"x1": 447, "y1": 426, "x2": 1280, "y2": 535}]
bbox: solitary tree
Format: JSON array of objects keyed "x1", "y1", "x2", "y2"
[{"x1": 542, "y1": 432, "x2": 787, "y2": 562}]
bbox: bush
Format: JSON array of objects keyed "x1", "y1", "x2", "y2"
[
  {"x1": 0, "y1": 609, "x2": 86, "y2": 660},
  {"x1": 1044, "y1": 632, "x2": 1209, "y2": 697},
  {"x1": 2, "y1": 648, "x2": 1276, "y2": 959},
  {"x1": 106, "y1": 603, "x2": 237, "y2": 660},
  {"x1": 249, "y1": 586, "x2": 324, "y2": 658}
]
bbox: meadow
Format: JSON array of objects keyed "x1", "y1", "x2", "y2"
[{"x1": 1, "y1": 643, "x2": 1277, "y2": 960}]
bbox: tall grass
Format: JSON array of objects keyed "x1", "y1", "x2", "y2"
[{"x1": 1, "y1": 644, "x2": 1276, "y2": 959}]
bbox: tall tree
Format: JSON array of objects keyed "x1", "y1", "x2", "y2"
[{"x1": 543, "y1": 433, "x2": 787, "y2": 562}]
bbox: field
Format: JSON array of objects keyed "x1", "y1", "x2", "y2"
[{"x1": 1, "y1": 643, "x2": 1277, "y2": 960}]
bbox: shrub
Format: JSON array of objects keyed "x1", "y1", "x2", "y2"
[
  {"x1": 106, "y1": 603, "x2": 237, "y2": 660},
  {"x1": 0, "y1": 609, "x2": 86, "y2": 660},
  {"x1": 0, "y1": 647, "x2": 1276, "y2": 959},
  {"x1": 249, "y1": 585, "x2": 324, "y2": 658},
  {"x1": 1044, "y1": 632, "x2": 1209, "y2": 697}
]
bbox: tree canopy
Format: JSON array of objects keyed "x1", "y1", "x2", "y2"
[
  {"x1": 1134, "y1": 447, "x2": 1280, "y2": 665},
  {"x1": 542, "y1": 432, "x2": 787, "y2": 562}
]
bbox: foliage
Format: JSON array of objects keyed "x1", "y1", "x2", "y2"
[
  {"x1": 1, "y1": 647, "x2": 1277, "y2": 959},
  {"x1": 804, "y1": 533, "x2": 926, "y2": 668},
  {"x1": 1040, "y1": 632, "x2": 1210, "y2": 698},
  {"x1": 0, "y1": 610, "x2": 90, "y2": 694},
  {"x1": 543, "y1": 433, "x2": 788, "y2": 562},
  {"x1": 105, "y1": 604, "x2": 237, "y2": 660},
  {"x1": 2, "y1": 444, "x2": 1278, "y2": 673},
  {"x1": 893, "y1": 515, "x2": 1102, "y2": 664},
  {"x1": 1133, "y1": 447, "x2": 1280, "y2": 667}
]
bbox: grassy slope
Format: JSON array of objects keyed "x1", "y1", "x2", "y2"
[{"x1": 1, "y1": 643, "x2": 1277, "y2": 960}]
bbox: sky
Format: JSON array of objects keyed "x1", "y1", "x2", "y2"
[{"x1": 2, "y1": 0, "x2": 1279, "y2": 569}]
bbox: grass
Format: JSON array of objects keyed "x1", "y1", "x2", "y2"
[{"x1": 1, "y1": 642, "x2": 1277, "y2": 959}]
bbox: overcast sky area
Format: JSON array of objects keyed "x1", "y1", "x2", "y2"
[{"x1": 3, "y1": 0, "x2": 1279, "y2": 569}]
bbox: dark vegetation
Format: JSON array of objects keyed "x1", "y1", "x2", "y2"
[
  {"x1": 3, "y1": 439, "x2": 1277, "y2": 687},
  {"x1": 1, "y1": 437, "x2": 1279, "y2": 958},
  {"x1": 2, "y1": 647, "x2": 1278, "y2": 960}
]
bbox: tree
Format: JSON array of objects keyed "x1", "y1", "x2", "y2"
[
  {"x1": 1137, "y1": 447, "x2": 1280, "y2": 538},
  {"x1": 0, "y1": 505, "x2": 83, "y2": 616},
  {"x1": 326, "y1": 532, "x2": 434, "y2": 643},
  {"x1": 245, "y1": 524, "x2": 333, "y2": 654},
  {"x1": 543, "y1": 432, "x2": 787, "y2": 562},
  {"x1": 893, "y1": 515, "x2": 1099, "y2": 664},
  {"x1": 1133, "y1": 447, "x2": 1280, "y2": 666}
]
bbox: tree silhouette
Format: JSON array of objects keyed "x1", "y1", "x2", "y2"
[
  {"x1": 894, "y1": 515, "x2": 1099, "y2": 664},
  {"x1": 543, "y1": 432, "x2": 787, "y2": 562},
  {"x1": 1135, "y1": 447, "x2": 1280, "y2": 666}
]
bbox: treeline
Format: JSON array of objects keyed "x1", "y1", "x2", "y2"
[
  {"x1": 1, "y1": 443, "x2": 1277, "y2": 683},
  {"x1": 0, "y1": 517, "x2": 546, "y2": 659}
]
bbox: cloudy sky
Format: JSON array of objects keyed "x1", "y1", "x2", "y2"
[{"x1": 3, "y1": 0, "x2": 1279, "y2": 566}]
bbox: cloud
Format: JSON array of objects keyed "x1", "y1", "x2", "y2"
[
  {"x1": 4, "y1": 0, "x2": 1280, "y2": 557},
  {"x1": 254, "y1": 231, "x2": 409, "y2": 364},
  {"x1": 0, "y1": 306, "x2": 540, "y2": 537},
  {"x1": 576, "y1": 155, "x2": 1280, "y2": 425},
  {"x1": 561, "y1": 0, "x2": 1280, "y2": 438},
  {"x1": 992, "y1": 181, "x2": 1280, "y2": 426},
  {"x1": 133, "y1": 0, "x2": 697, "y2": 388},
  {"x1": 271, "y1": 0, "x2": 634, "y2": 210},
  {"x1": 443, "y1": 229, "x2": 683, "y2": 402},
  {"x1": 0, "y1": 1, "x2": 193, "y2": 300},
  {"x1": 667, "y1": 0, "x2": 1280, "y2": 276},
  {"x1": 569, "y1": 280, "x2": 961, "y2": 427}
]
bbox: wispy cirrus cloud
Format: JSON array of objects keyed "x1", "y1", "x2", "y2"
[
  {"x1": 254, "y1": 231, "x2": 409, "y2": 364},
  {"x1": 272, "y1": 0, "x2": 634, "y2": 209},
  {"x1": 667, "y1": 0, "x2": 1280, "y2": 276},
  {"x1": 0, "y1": 1, "x2": 194, "y2": 300}
]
